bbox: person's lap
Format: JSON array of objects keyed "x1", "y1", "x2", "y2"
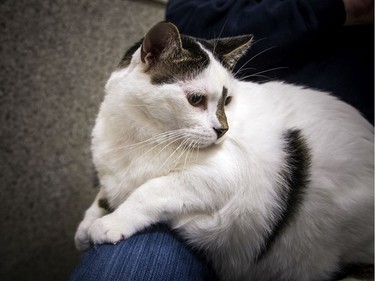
[{"x1": 69, "y1": 224, "x2": 217, "y2": 281}]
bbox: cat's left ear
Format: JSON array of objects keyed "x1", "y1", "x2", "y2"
[
  {"x1": 140, "y1": 22, "x2": 182, "y2": 69},
  {"x1": 209, "y1": 35, "x2": 253, "y2": 70}
]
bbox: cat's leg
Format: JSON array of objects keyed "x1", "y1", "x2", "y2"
[
  {"x1": 87, "y1": 174, "x2": 209, "y2": 245},
  {"x1": 75, "y1": 189, "x2": 108, "y2": 251}
]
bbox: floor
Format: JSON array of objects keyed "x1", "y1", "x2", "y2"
[{"x1": 0, "y1": 1, "x2": 165, "y2": 280}]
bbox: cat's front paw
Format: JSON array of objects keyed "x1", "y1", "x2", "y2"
[
  {"x1": 88, "y1": 215, "x2": 126, "y2": 245},
  {"x1": 75, "y1": 220, "x2": 93, "y2": 251}
]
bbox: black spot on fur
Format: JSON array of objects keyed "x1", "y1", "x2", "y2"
[
  {"x1": 256, "y1": 129, "x2": 311, "y2": 261},
  {"x1": 98, "y1": 198, "x2": 114, "y2": 213}
]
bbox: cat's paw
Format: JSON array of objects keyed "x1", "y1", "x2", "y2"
[
  {"x1": 88, "y1": 215, "x2": 126, "y2": 245},
  {"x1": 74, "y1": 220, "x2": 93, "y2": 251}
]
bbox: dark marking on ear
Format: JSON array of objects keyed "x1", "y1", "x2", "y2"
[
  {"x1": 198, "y1": 35, "x2": 253, "y2": 70},
  {"x1": 141, "y1": 21, "x2": 182, "y2": 66},
  {"x1": 118, "y1": 39, "x2": 143, "y2": 68},
  {"x1": 98, "y1": 198, "x2": 114, "y2": 213},
  {"x1": 255, "y1": 129, "x2": 311, "y2": 262}
]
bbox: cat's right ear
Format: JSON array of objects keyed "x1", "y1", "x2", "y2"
[
  {"x1": 141, "y1": 22, "x2": 182, "y2": 69},
  {"x1": 209, "y1": 35, "x2": 253, "y2": 70}
]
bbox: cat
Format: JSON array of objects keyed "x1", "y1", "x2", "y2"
[{"x1": 74, "y1": 22, "x2": 374, "y2": 281}]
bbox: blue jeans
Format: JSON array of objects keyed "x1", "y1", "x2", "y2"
[{"x1": 69, "y1": 224, "x2": 218, "y2": 281}]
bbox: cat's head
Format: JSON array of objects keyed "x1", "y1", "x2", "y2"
[{"x1": 103, "y1": 22, "x2": 252, "y2": 148}]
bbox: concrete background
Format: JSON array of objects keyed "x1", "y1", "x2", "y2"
[{"x1": 0, "y1": 1, "x2": 165, "y2": 280}]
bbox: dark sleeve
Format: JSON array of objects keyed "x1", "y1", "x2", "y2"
[
  {"x1": 166, "y1": 0, "x2": 373, "y2": 124},
  {"x1": 166, "y1": 0, "x2": 346, "y2": 74}
]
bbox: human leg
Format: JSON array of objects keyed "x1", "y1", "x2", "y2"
[{"x1": 69, "y1": 224, "x2": 217, "y2": 281}]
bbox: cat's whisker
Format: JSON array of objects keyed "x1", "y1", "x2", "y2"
[
  {"x1": 118, "y1": 136, "x2": 180, "y2": 165},
  {"x1": 138, "y1": 132, "x2": 186, "y2": 158},
  {"x1": 178, "y1": 139, "x2": 192, "y2": 171},
  {"x1": 100, "y1": 135, "x2": 158, "y2": 153},
  {"x1": 122, "y1": 104, "x2": 159, "y2": 108},
  {"x1": 161, "y1": 137, "x2": 190, "y2": 170},
  {"x1": 239, "y1": 74, "x2": 271, "y2": 81},
  {"x1": 239, "y1": 66, "x2": 288, "y2": 82},
  {"x1": 123, "y1": 129, "x2": 185, "y2": 149},
  {"x1": 191, "y1": 139, "x2": 200, "y2": 163},
  {"x1": 218, "y1": 16, "x2": 229, "y2": 39},
  {"x1": 114, "y1": 134, "x2": 188, "y2": 190},
  {"x1": 251, "y1": 37, "x2": 267, "y2": 46},
  {"x1": 244, "y1": 46, "x2": 276, "y2": 64},
  {"x1": 231, "y1": 37, "x2": 267, "y2": 72},
  {"x1": 250, "y1": 66, "x2": 288, "y2": 77},
  {"x1": 183, "y1": 138, "x2": 200, "y2": 171},
  {"x1": 182, "y1": 139, "x2": 196, "y2": 171},
  {"x1": 233, "y1": 46, "x2": 276, "y2": 77},
  {"x1": 195, "y1": 140, "x2": 200, "y2": 162},
  {"x1": 234, "y1": 67, "x2": 256, "y2": 77},
  {"x1": 137, "y1": 122, "x2": 154, "y2": 133},
  {"x1": 130, "y1": 130, "x2": 187, "y2": 160},
  {"x1": 99, "y1": 130, "x2": 186, "y2": 160},
  {"x1": 123, "y1": 104, "x2": 151, "y2": 107},
  {"x1": 174, "y1": 139, "x2": 192, "y2": 172},
  {"x1": 213, "y1": 16, "x2": 229, "y2": 54},
  {"x1": 154, "y1": 133, "x2": 188, "y2": 158},
  {"x1": 114, "y1": 135, "x2": 186, "y2": 189}
]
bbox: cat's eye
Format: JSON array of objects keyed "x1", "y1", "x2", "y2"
[
  {"x1": 225, "y1": 96, "x2": 232, "y2": 106},
  {"x1": 188, "y1": 93, "x2": 205, "y2": 107}
]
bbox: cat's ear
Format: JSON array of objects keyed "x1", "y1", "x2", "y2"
[
  {"x1": 210, "y1": 35, "x2": 253, "y2": 70},
  {"x1": 141, "y1": 22, "x2": 182, "y2": 68}
]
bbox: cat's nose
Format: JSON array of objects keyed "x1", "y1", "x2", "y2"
[{"x1": 213, "y1": 127, "x2": 228, "y2": 139}]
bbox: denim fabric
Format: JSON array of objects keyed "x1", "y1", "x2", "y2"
[{"x1": 69, "y1": 225, "x2": 218, "y2": 281}]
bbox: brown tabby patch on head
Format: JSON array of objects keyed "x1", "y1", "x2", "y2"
[
  {"x1": 149, "y1": 35, "x2": 210, "y2": 84},
  {"x1": 118, "y1": 36, "x2": 209, "y2": 84},
  {"x1": 117, "y1": 22, "x2": 252, "y2": 85}
]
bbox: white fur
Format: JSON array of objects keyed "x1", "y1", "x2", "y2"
[{"x1": 75, "y1": 46, "x2": 374, "y2": 281}]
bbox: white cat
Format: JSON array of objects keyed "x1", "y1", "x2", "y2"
[{"x1": 75, "y1": 22, "x2": 374, "y2": 281}]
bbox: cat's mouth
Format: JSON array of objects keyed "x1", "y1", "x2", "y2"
[
  {"x1": 189, "y1": 130, "x2": 226, "y2": 148},
  {"x1": 156, "y1": 128, "x2": 225, "y2": 150}
]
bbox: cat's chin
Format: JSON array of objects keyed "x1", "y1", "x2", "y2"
[
  {"x1": 198, "y1": 143, "x2": 216, "y2": 149},
  {"x1": 196, "y1": 137, "x2": 225, "y2": 149},
  {"x1": 214, "y1": 135, "x2": 226, "y2": 145}
]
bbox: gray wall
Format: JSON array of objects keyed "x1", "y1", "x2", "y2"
[{"x1": 0, "y1": 1, "x2": 165, "y2": 280}]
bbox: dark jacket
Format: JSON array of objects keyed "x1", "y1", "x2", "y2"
[{"x1": 166, "y1": 0, "x2": 374, "y2": 123}]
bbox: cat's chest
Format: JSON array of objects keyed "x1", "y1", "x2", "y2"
[{"x1": 97, "y1": 143, "x2": 185, "y2": 200}]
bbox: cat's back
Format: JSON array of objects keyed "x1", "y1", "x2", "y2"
[
  {"x1": 236, "y1": 80, "x2": 371, "y2": 129},
  {"x1": 234, "y1": 80, "x2": 373, "y2": 195},
  {"x1": 234, "y1": 80, "x2": 373, "y2": 159},
  {"x1": 225, "y1": 82, "x2": 374, "y2": 276}
]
